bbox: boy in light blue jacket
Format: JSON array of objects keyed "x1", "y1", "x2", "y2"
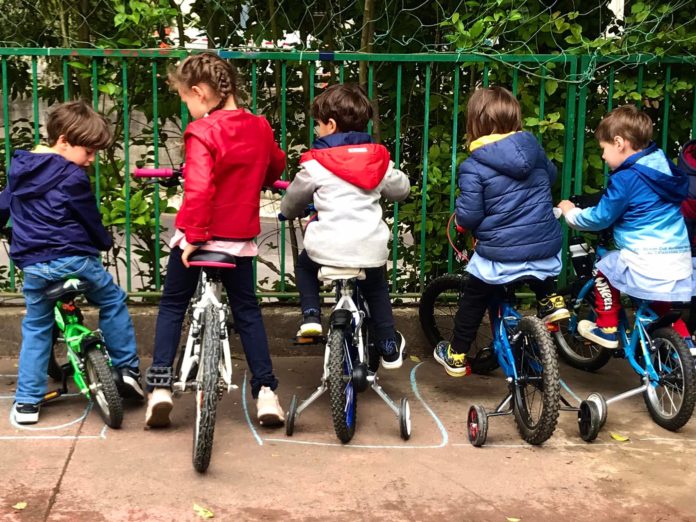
[{"x1": 559, "y1": 105, "x2": 692, "y2": 348}]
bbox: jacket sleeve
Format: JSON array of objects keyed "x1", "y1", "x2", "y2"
[
  {"x1": 263, "y1": 121, "x2": 286, "y2": 187},
  {"x1": 280, "y1": 167, "x2": 316, "y2": 219},
  {"x1": 379, "y1": 166, "x2": 410, "y2": 202},
  {"x1": 0, "y1": 188, "x2": 10, "y2": 230},
  {"x1": 455, "y1": 163, "x2": 485, "y2": 232},
  {"x1": 64, "y1": 170, "x2": 113, "y2": 251},
  {"x1": 565, "y1": 175, "x2": 630, "y2": 231},
  {"x1": 180, "y1": 132, "x2": 215, "y2": 244}
]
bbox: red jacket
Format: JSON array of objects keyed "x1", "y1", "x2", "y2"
[{"x1": 175, "y1": 109, "x2": 285, "y2": 243}]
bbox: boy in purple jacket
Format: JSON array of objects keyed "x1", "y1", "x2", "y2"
[{"x1": 0, "y1": 101, "x2": 142, "y2": 424}]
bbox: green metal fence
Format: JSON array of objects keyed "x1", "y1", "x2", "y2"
[{"x1": 1, "y1": 49, "x2": 695, "y2": 299}]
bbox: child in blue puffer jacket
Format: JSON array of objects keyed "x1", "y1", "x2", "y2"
[
  {"x1": 434, "y1": 86, "x2": 569, "y2": 377},
  {"x1": 559, "y1": 105, "x2": 692, "y2": 349}
]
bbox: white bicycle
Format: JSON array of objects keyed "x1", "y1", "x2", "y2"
[{"x1": 285, "y1": 267, "x2": 412, "y2": 443}]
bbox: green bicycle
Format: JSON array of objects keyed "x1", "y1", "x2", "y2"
[{"x1": 44, "y1": 277, "x2": 123, "y2": 428}]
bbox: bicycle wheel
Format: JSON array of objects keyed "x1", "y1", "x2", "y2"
[
  {"x1": 192, "y1": 304, "x2": 221, "y2": 473},
  {"x1": 84, "y1": 348, "x2": 123, "y2": 429},
  {"x1": 554, "y1": 305, "x2": 611, "y2": 373},
  {"x1": 512, "y1": 316, "x2": 560, "y2": 445},
  {"x1": 419, "y1": 273, "x2": 498, "y2": 375},
  {"x1": 327, "y1": 326, "x2": 357, "y2": 443},
  {"x1": 642, "y1": 327, "x2": 696, "y2": 431}
]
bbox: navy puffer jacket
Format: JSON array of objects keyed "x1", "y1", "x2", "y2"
[{"x1": 455, "y1": 131, "x2": 562, "y2": 262}]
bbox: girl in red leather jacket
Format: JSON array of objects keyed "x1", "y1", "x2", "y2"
[{"x1": 145, "y1": 53, "x2": 287, "y2": 428}]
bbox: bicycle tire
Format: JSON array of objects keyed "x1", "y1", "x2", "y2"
[
  {"x1": 192, "y1": 304, "x2": 221, "y2": 473},
  {"x1": 84, "y1": 348, "x2": 123, "y2": 429},
  {"x1": 642, "y1": 327, "x2": 696, "y2": 431},
  {"x1": 553, "y1": 287, "x2": 612, "y2": 372},
  {"x1": 327, "y1": 326, "x2": 357, "y2": 443},
  {"x1": 512, "y1": 316, "x2": 560, "y2": 445},
  {"x1": 419, "y1": 273, "x2": 498, "y2": 375}
]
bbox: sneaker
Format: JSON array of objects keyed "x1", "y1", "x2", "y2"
[
  {"x1": 685, "y1": 336, "x2": 696, "y2": 357},
  {"x1": 433, "y1": 341, "x2": 471, "y2": 377},
  {"x1": 577, "y1": 320, "x2": 619, "y2": 349},
  {"x1": 12, "y1": 403, "x2": 40, "y2": 424},
  {"x1": 537, "y1": 294, "x2": 571, "y2": 323},
  {"x1": 297, "y1": 309, "x2": 322, "y2": 338},
  {"x1": 145, "y1": 388, "x2": 173, "y2": 428},
  {"x1": 115, "y1": 367, "x2": 145, "y2": 400},
  {"x1": 256, "y1": 386, "x2": 285, "y2": 427},
  {"x1": 378, "y1": 331, "x2": 405, "y2": 370}
]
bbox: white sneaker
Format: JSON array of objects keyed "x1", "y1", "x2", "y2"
[
  {"x1": 145, "y1": 388, "x2": 173, "y2": 428},
  {"x1": 256, "y1": 386, "x2": 285, "y2": 427},
  {"x1": 13, "y1": 403, "x2": 40, "y2": 424}
]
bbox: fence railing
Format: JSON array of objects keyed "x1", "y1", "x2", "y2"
[{"x1": 1, "y1": 49, "x2": 695, "y2": 299}]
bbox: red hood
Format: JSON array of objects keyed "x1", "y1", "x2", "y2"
[{"x1": 300, "y1": 143, "x2": 390, "y2": 190}]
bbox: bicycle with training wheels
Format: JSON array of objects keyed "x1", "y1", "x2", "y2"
[
  {"x1": 135, "y1": 167, "x2": 289, "y2": 472},
  {"x1": 554, "y1": 196, "x2": 696, "y2": 441},
  {"x1": 283, "y1": 264, "x2": 412, "y2": 443},
  {"x1": 419, "y1": 215, "x2": 560, "y2": 447},
  {"x1": 43, "y1": 278, "x2": 124, "y2": 428}
]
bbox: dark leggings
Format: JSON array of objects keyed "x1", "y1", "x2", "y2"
[
  {"x1": 451, "y1": 275, "x2": 555, "y2": 354},
  {"x1": 152, "y1": 247, "x2": 277, "y2": 398}
]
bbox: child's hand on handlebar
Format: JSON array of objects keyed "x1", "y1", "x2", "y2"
[{"x1": 557, "y1": 200, "x2": 576, "y2": 215}]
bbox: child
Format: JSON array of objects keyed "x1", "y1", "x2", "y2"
[
  {"x1": 0, "y1": 100, "x2": 143, "y2": 424},
  {"x1": 280, "y1": 83, "x2": 410, "y2": 369},
  {"x1": 559, "y1": 105, "x2": 692, "y2": 348},
  {"x1": 678, "y1": 139, "x2": 696, "y2": 344},
  {"x1": 435, "y1": 86, "x2": 569, "y2": 377},
  {"x1": 145, "y1": 53, "x2": 287, "y2": 427}
]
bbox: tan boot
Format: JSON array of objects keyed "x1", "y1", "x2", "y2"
[{"x1": 145, "y1": 388, "x2": 173, "y2": 428}]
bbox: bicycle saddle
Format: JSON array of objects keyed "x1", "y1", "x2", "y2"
[
  {"x1": 318, "y1": 266, "x2": 366, "y2": 282},
  {"x1": 188, "y1": 250, "x2": 237, "y2": 269},
  {"x1": 44, "y1": 278, "x2": 90, "y2": 301}
]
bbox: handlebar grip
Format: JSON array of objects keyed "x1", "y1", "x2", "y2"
[
  {"x1": 133, "y1": 167, "x2": 174, "y2": 178},
  {"x1": 272, "y1": 180, "x2": 290, "y2": 190},
  {"x1": 277, "y1": 213, "x2": 288, "y2": 222},
  {"x1": 455, "y1": 224, "x2": 466, "y2": 234}
]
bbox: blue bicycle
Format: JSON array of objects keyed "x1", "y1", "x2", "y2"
[
  {"x1": 555, "y1": 199, "x2": 696, "y2": 439},
  {"x1": 465, "y1": 279, "x2": 561, "y2": 446}
]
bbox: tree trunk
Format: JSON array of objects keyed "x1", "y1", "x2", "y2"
[
  {"x1": 267, "y1": 0, "x2": 282, "y2": 119},
  {"x1": 169, "y1": 0, "x2": 186, "y2": 48},
  {"x1": 359, "y1": 0, "x2": 378, "y2": 141}
]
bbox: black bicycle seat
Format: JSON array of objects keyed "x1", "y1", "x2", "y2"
[
  {"x1": 188, "y1": 250, "x2": 237, "y2": 269},
  {"x1": 44, "y1": 278, "x2": 90, "y2": 301}
]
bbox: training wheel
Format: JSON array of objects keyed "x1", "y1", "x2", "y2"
[
  {"x1": 586, "y1": 392, "x2": 608, "y2": 428},
  {"x1": 578, "y1": 400, "x2": 601, "y2": 442},
  {"x1": 467, "y1": 404, "x2": 488, "y2": 447},
  {"x1": 286, "y1": 395, "x2": 298, "y2": 437},
  {"x1": 399, "y1": 397, "x2": 412, "y2": 441}
]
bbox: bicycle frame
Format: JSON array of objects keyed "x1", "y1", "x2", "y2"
[
  {"x1": 573, "y1": 274, "x2": 662, "y2": 385},
  {"x1": 174, "y1": 270, "x2": 234, "y2": 393},
  {"x1": 53, "y1": 299, "x2": 106, "y2": 399},
  {"x1": 489, "y1": 301, "x2": 523, "y2": 381}
]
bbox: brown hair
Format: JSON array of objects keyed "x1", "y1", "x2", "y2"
[
  {"x1": 595, "y1": 105, "x2": 653, "y2": 150},
  {"x1": 310, "y1": 83, "x2": 373, "y2": 132},
  {"x1": 46, "y1": 100, "x2": 112, "y2": 149},
  {"x1": 168, "y1": 52, "x2": 238, "y2": 112},
  {"x1": 466, "y1": 86, "x2": 522, "y2": 144}
]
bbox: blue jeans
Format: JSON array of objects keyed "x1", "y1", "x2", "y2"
[
  {"x1": 152, "y1": 247, "x2": 277, "y2": 399},
  {"x1": 17, "y1": 256, "x2": 139, "y2": 404}
]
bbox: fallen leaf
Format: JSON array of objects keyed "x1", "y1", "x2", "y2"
[
  {"x1": 610, "y1": 432, "x2": 630, "y2": 442},
  {"x1": 409, "y1": 355, "x2": 421, "y2": 363},
  {"x1": 506, "y1": 518, "x2": 521, "y2": 522},
  {"x1": 193, "y1": 503, "x2": 214, "y2": 519},
  {"x1": 12, "y1": 502, "x2": 27, "y2": 510}
]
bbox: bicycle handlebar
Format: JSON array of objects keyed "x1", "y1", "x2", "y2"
[{"x1": 133, "y1": 167, "x2": 179, "y2": 178}]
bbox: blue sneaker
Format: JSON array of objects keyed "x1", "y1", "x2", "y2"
[
  {"x1": 433, "y1": 341, "x2": 471, "y2": 377},
  {"x1": 378, "y1": 331, "x2": 405, "y2": 370},
  {"x1": 577, "y1": 320, "x2": 618, "y2": 349}
]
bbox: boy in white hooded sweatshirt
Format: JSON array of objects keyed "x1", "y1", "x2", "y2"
[{"x1": 280, "y1": 83, "x2": 410, "y2": 369}]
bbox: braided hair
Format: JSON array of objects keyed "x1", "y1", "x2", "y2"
[{"x1": 169, "y1": 53, "x2": 238, "y2": 113}]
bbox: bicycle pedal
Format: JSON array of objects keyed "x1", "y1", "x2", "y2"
[
  {"x1": 293, "y1": 335, "x2": 325, "y2": 346},
  {"x1": 41, "y1": 389, "x2": 62, "y2": 403}
]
